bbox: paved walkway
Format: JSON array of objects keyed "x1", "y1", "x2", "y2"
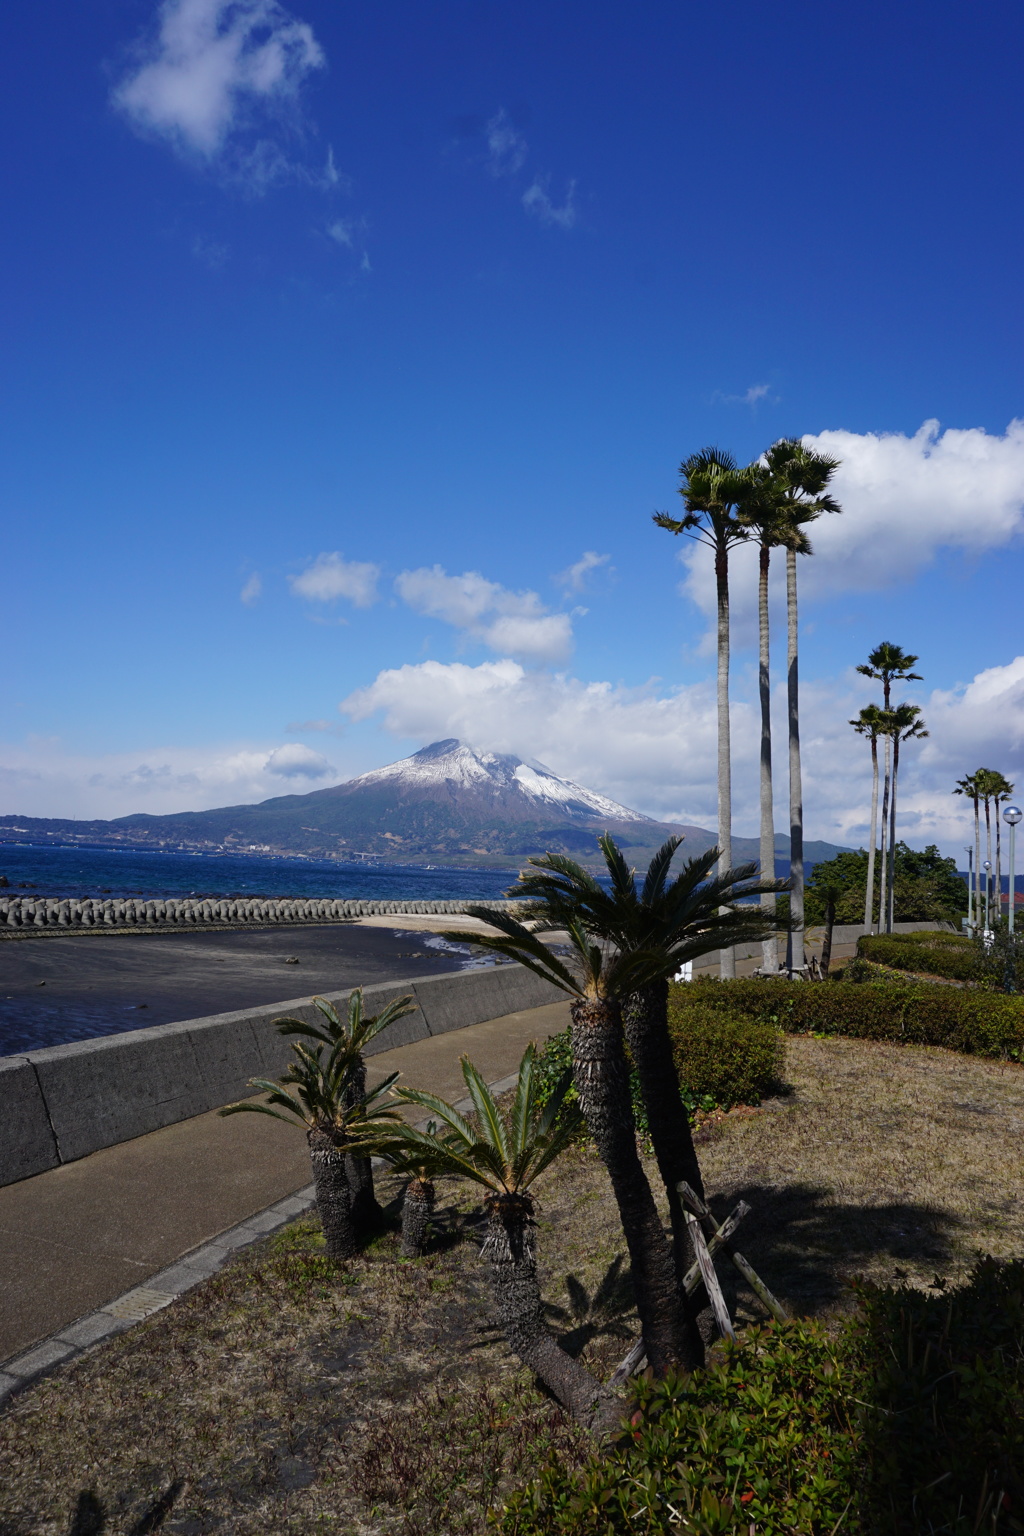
[{"x1": 0, "y1": 999, "x2": 571, "y2": 1363}]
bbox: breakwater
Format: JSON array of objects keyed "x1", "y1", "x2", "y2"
[{"x1": 0, "y1": 895, "x2": 516, "y2": 933}]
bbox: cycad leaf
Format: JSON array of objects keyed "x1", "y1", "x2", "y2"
[{"x1": 460, "y1": 1055, "x2": 509, "y2": 1163}]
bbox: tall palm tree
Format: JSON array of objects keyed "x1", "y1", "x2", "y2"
[
  {"x1": 850, "y1": 705, "x2": 887, "y2": 930},
  {"x1": 654, "y1": 448, "x2": 750, "y2": 978},
  {"x1": 884, "y1": 704, "x2": 929, "y2": 930},
  {"x1": 220, "y1": 989, "x2": 416, "y2": 1259},
  {"x1": 736, "y1": 467, "x2": 812, "y2": 973},
  {"x1": 856, "y1": 644, "x2": 922, "y2": 935},
  {"x1": 989, "y1": 771, "x2": 1015, "y2": 923},
  {"x1": 954, "y1": 772, "x2": 984, "y2": 930},
  {"x1": 511, "y1": 835, "x2": 786, "y2": 1301},
  {"x1": 760, "y1": 441, "x2": 842, "y2": 975},
  {"x1": 377, "y1": 1047, "x2": 607, "y2": 1424}
]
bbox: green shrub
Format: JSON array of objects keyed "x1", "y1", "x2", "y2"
[
  {"x1": 665, "y1": 1002, "x2": 783, "y2": 1107},
  {"x1": 857, "y1": 929, "x2": 984, "y2": 982},
  {"x1": 667, "y1": 975, "x2": 1024, "y2": 1060},
  {"x1": 533, "y1": 1027, "x2": 720, "y2": 1135},
  {"x1": 499, "y1": 1257, "x2": 1024, "y2": 1535}
]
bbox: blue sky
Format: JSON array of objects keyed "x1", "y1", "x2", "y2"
[{"x1": 3, "y1": 0, "x2": 1024, "y2": 858}]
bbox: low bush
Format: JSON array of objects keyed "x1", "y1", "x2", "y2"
[
  {"x1": 533, "y1": 1028, "x2": 720, "y2": 1136},
  {"x1": 667, "y1": 975, "x2": 1024, "y2": 1060},
  {"x1": 499, "y1": 1257, "x2": 1024, "y2": 1535},
  {"x1": 857, "y1": 929, "x2": 984, "y2": 982}
]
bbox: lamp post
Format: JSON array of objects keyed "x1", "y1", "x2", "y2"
[
  {"x1": 984, "y1": 861, "x2": 992, "y2": 934},
  {"x1": 1004, "y1": 806, "x2": 1022, "y2": 936},
  {"x1": 965, "y1": 846, "x2": 975, "y2": 933}
]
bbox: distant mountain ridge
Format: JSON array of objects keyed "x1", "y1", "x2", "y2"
[{"x1": 0, "y1": 739, "x2": 851, "y2": 871}]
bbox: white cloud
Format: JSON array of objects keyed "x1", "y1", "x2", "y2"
[
  {"x1": 239, "y1": 572, "x2": 262, "y2": 604},
  {"x1": 679, "y1": 418, "x2": 1024, "y2": 644},
  {"x1": 289, "y1": 552, "x2": 380, "y2": 607},
  {"x1": 113, "y1": 0, "x2": 328, "y2": 189},
  {"x1": 713, "y1": 382, "x2": 773, "y2": 407},
  {"x1": 522, "y1": 176, "x2": 578, "y2": 230},
  {"x1": 340, "y1": 651, "x2": 1024, "y2": 862},
  {"x1": 0, "y1": 737, "x2": 337, "y2": 818},
  {"x1": 485, "y1": 109, "x2": 527, "y2": 176},
  {"x1": 264, "y1": 742, "x2": 334, "y2": 777},
  {"x1": 554, "y1": 550, "x2": 610, "y2": 593},
  {"x1": 395, "y1": 566, "x2": 574, "y2": 663}
]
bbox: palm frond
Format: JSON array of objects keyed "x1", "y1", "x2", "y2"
[
  {"x1": 460, "y1": 1055, "x2": 510, "y2": 1162},
  {"x1": 640, "y1": 836, "x2": 684, "y2": 905},
  {"x1": 391, "y1": 1084, "x2": 480, "y2": 1145}
]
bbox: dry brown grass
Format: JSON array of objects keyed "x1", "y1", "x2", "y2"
[{"x1": 1, "y1": 1034, "x2": 1022, "y2": 1535}]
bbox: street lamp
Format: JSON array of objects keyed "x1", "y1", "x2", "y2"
[
  {"x1": 965, "y1": 846, "x2": 975, "y2": 933},
  {"x1": 1004, "y1": 805, "x2": 1022, "y2": 935},
  {"x1": 984, "y1": 861, "x2": 993, "y2": 934}
]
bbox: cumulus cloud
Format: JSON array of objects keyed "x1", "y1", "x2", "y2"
[
  {"x1": 522, "y1": 176, "x2": 578, "y2": 229},
  {"x1": 395, "y1": 566, "x2": 574, "y2": 664},
  {"x1": 0, "y1": 737, "x2": 338, "y2": 818},
  {"x1": 679, "y1": 419, "x2": 1024, "y2": 644},
  {"x1": 113, "y1": 0, "x2": 331, "y2": 190},
  {"x1": 554, "y1": 550, "x2": 610, "y2": 593},
  {"x1": 264, "y1": 742, "x2": 333, "y2": 777},
  {"x1": 289, "y1": 552, "x2": 380, "y2": 607},
  {"x1": 239, "y1": 572, "x2": 262, "y2": 604},
  {"x1": 340, "y1": 651, "x2": 1024, "y2": 861}
]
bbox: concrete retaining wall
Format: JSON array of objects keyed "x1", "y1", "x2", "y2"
[
  {"x1": 0, "y1": 963, "x2": 564, "y2": 1187},
  {"x1": 0, "y1": 895, "x2": 518, "y2": 933}
]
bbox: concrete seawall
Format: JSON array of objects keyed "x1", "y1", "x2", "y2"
[
  {"x1": 0, "y1": 963, "x2": 563, "y2": 1188},
  {"x1": 0, "y1": 895, "x2": 517, "y2": 934}
]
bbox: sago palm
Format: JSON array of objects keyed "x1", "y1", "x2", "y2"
[
  {"x1": 220, "y1": 989, "x2": 415, "y2": 1259},
  {"x1": 442, "y1": 893, "x2": 698, "y2": 1376},
  {"x1": 511, "y1": 833, "x2": 786, "y2": 1307},
  {"x1": 375, "y1": 1046, "x2": 607, "y2": 1424},
  {"x1": 851, "y1": 704, "x2": 887, "y2": 931},
  {"x1": 654, "y1": 447, "x2": 750, "y2": 978},
  {"x1": 760, "y1": 440, "x2": 842, "y2": 974}
]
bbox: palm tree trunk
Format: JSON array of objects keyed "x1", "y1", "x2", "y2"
[
  {"x1": 878, "y1": 735, "x2": 892, "y2": 939},
  {"x1": 887, "y1": 734, "x2": 901, "y2": 932},
  {"x1": 716, "y1": 545, "x2": 735, "y2": 979},
  {"x1": 344, "y1": 1058, "x2": 383, "y2": 1229},
  {"x1": 484, "y1": 1193, "x2": 606, "y2": 1424},
  {"x1": 622, "y1": 982, "x2": 709, "y2": 1359},
  {"x1": 400, "y1": 1177, "x2": 435, "y2": 1258},
  {"x1": 821, "y1": 897, "x2": 836, "y2": 977},
  {"x1": 864, "y1": 735, "x2": 879, "y2": 931},
  {"x1": 569, "y1": 996, "x2": 697, "y2": 1376},
  {"x1": 974, "y1": 796, "x2": 982, "y2": 931},
  {"x1": 307, "y1": 1127, "x2": 359, "y2": 1260},
  {"x1": 985, "y1": 796, "x2": 993, "y2": 927},
  {"x1": 757, "y1": 542, "x2": 778, "y2": 972},
  {"x1": 786, "y1": 547, "x2": 805, "y2": 975}
]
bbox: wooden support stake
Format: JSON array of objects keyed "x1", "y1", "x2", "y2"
[
  {"x1": 608, "y1": 1337, "x2": 647, "y2": 1389},
  {"x1": 677, "y1": 1182, "x2": 790, "y2": 1324},
  {"x1": 685, "y1": 1212, "x2": 736, "y2": 1342},
  {"x1": 681, "y1": 1200, "x2": 750, "y2": 1295}
]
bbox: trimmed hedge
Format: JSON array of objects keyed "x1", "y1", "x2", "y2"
[
  {"x1": 857, "y1": 929, "x2": 984, "y2": 982},
  {"x1": 666, "y1": 1003, "x2": 783, "y2": 1108},
  {"x1": 500, "y1": 1256, "x2": 1024, "y2": 1535},
  {"x1": 667, "y1": 975, "x2": 1024, "y2": 1060}
]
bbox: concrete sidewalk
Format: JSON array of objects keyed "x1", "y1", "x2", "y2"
[{"x1": 0, "y1": 998, "x2": 570, "y2": 1363}]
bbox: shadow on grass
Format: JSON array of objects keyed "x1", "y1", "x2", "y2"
[{"x1": 707, "y1": 1180, "x2": 966, "y2": 1315}]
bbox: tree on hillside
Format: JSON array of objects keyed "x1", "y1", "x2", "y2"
[
  {"x1": 850, "y1": 704, "x2": 887, "y2": 931},
  {"x1": 856, "y1": 644, "x2": 922, "y2": 934},
  {"x1": 758, "y1": 440, "x2": 842, "y2": 975},
  {"x1": 804, "y1": 845, "x2": 965, "y2": 927},
  {"x1": 654, "y1": 448, "x2": 750, "y2": 978}
]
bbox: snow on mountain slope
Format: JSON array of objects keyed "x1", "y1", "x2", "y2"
[{"x1": 344, "y1": 739, "x2": 653, "y2": 824}]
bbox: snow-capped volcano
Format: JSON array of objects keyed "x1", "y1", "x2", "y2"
[{"x1": 346, "y1": 739, "x2": 653, "y2": 825}]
